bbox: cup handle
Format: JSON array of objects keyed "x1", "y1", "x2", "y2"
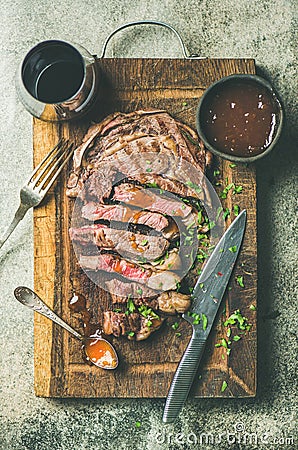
[{"x1": 100, "y1": 20, "x2": 203, "y2": 59}]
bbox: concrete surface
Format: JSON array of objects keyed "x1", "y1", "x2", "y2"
[{"x1": 0, "y1": 1, "x2": 297, "y2": 449}]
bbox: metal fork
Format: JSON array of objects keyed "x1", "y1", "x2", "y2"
[{"x1": 0, "y1": 139, "x2": 74, "y2": 250}]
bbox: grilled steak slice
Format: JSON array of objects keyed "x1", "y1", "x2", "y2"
[
  {"x1": 67, "y1": 109, "x2": 211, "y2": 200},
  {"x1": 79, "y1": 254, "x2": 179, "y2": 291},
  {"x1": 69, "y1": 223, "x2": 169, "y2": 261},
  {"x1": 81, "y1": 202, "x2": 178, "y2": 238},
  {"x1": 105, "y1": 278, "x2": 190, "y2": 314},
  {"x1": 105, "y1": 278, "x2": 157, "y2": 300},
  {"x1": 113, "y1": 183, "x2": 192, "y2": 218},
  {"x1": 103, "y1": 310, "x2": 164, "y2": 341}
]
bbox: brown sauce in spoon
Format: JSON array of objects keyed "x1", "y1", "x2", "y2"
[
  {"x1": 200, "y1": 80, "x2": 280, "y2": 157},
  {"x1": 69, "y1": 293, "x2": 118, "y2": 369}
]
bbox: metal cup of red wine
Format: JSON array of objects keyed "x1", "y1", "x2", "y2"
[
  {"x1": 196, "y1": 74, "x2": 283, "y2": 163},
  {"x1": 16, "y1": 40, "x2": 99, "y2": 122}
]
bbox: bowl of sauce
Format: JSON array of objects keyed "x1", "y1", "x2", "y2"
[{"x1": 196, "y1": 74, "x2": 283, "y2": 162}]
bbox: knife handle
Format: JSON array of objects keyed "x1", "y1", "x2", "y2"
[{"x1": 162, "y1": 332, "x2": 206, "y2": 423}]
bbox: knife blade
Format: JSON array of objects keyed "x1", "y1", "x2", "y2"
[{"x1": 162, "y1": 209, "x2": 247, "y2": 423}]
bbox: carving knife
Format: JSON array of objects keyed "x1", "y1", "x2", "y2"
[{"x1": 163, "y1": 209, "x2": 247, "y2": 423}]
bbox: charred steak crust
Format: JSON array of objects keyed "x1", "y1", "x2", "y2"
[{"x1": 66, "y1": 109, "x2": 211, "y2": 199}]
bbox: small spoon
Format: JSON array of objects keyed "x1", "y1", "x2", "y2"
[{"x1": 14, "y1": 286, "x2": 118, "y2": 370}]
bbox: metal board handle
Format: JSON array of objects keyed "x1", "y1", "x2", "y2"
[{"x1": 100, "y1": 20, "x2": 195, "y2": 59}]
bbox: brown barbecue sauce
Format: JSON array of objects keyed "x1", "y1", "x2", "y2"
[
  {"x1": 69, "y1": 293, "x2": 117, "y2": 368},
  {"x1": 200, "y1": 80, "x2": 280, "y2": 157}
]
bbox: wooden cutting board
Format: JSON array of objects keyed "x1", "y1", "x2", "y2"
[{"x1": 33, "y1": 58, "x2": 257, "y2": 398}]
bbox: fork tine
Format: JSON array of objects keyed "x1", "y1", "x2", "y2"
[
  {"x1": 38, "y1": 143, "x2": 75, "y2": 193},
  {"x1": 30, "y1": 139, "x2": 68, "y2": 182},
  {"x1": 30, "y1": 140, "x2": 70, "y2": 187}
]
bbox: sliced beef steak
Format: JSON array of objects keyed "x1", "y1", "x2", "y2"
[
  {"x1": 81, "y1": 202, "x2": 178, "y2": 238},
  {"x1": 67, "y1": 109, "x2": 212, "y2": 341},
  {"x1": 105, "y1": 278, "x2": 191, "y2": 314},
  {"x1": 105, "y1": 278, "x2": 157, "y2": 300},
  {"x1": 66, "y1": 109, "x2": 211, "y2": 200},
  {"x1": 70, "y1": 223, "x2": 169, "y2": 261},
  {"x1": 79, "y1": 253, "x2": 179, "y2": 291},
  {"x1": 113, "y1": 183, "x2": 192, "y2": 218},
  {"x1": 103, "y1": 310, "x2": 164, "y2": 341}
]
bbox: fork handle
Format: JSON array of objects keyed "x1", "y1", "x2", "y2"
[{"x1": 0, "y1": 203, "x2": 30, "y2": 249}]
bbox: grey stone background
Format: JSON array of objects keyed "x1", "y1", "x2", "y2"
[{"x1": 0, "y1": 1, "x2": 297, "y2": 449}]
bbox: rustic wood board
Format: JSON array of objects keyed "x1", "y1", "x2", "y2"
[{"x1": 33, "y1": 58, "x2": 257, "y2": 398}]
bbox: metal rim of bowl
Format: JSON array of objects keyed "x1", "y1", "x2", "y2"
[{"x1": 196, "y1": 74, "x2": 284, "y2": 163}]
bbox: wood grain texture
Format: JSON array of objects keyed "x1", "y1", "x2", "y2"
[{"x1": 33, "y1": 58, "x2": 257, "y2": 398}]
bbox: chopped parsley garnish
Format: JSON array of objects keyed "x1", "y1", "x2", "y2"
[
  {"x1": 197, "y1": 211, "x2": 203, "y2": 223},
  {"x1": 202, "y1": 313, "x2": 208, "y2": 330},
  {"x1": 213, "y1": 169, "x2": 220, "y2": 177},
  {"x1": 250, "y1": 304, "x2": 256, "y2": 311},
  {"x1": 233, "y1": 204, "x2": 240, "y2": 216},
  {"x1": 146, "y1": 168, "x2": 152, "y2": 173},
  {"x1": 146, "y1": 182, "x2": 158, "y2": 188},
  {"x1": 126, "y1": 331, "x2": 135, "y2": 337},
  {"x1": 136, "y1": 287, "x2": 143, "y2": 295},
  {"x1": 182, "y1": 101, "x2": 188, "y2": 106},
  {"x1": 223, "y1": 309, "x2": 251, "y2": 331},
  {"x1": 236, "y1": 275, "x2": 244, "y2": 287},
  {"x1": 220, "y1": 182, "x2": 234, "y2": 199},
  {"x1": 186, "y1": 181, "x2": 202, "y2": 194},
  {"x1": 221, "y1": 380, "x2": 228, "y2": 392},
  {"x1": 171, "y1": 322, "x2": 179, "y2": 330},
  {"x1": 188, "y1": 312, "x2": 201, "y2": 325},
  {"x1": 154, "y1": 255, "x2": 165, "y2": 265},
  {"x1": 223, "y1": 208, "x2": 230, "y2": 219},
  {"x1": 233, "y1": 335, "x2": 241, "y2": 341},
  {"x1": 221, "y1": 338, "x2": 228, "y2": 348},
  {"x1": 229, "y1": 163, "x2": 237, "y2": 168},
  {"x1": 138, "y1": 305, "x2": 159, "y2": 322},
  {"x1": 229, "y1": 245, "x2": 237, "y2": 253},
  {"x1": 140, "y1": 239, "x2": 148, "y2": 246},
  {"x1": 135, "y1": 421, "x2": 141, "y2": 428},
  {"x1": 126, "y1": 296, "x2": 136, "y2": 314},
  {"x1": 175, "y1": 332, "x2": 182, "y2": 337},
  {"x1": 233, "y1": 184, "x2": 243, "y2": 194}
]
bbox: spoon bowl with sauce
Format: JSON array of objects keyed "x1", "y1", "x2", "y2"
[
  {"x1": 14, "y1": 286, "x2": 118, "y2": 370},
  {"x1": 196, "y1": 74, "x2": 283, "y2": 163}
]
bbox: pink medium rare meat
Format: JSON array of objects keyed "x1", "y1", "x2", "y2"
[
  {"x1": 69, "y1": 223, "x2": 169, "y2": 261},
  {"x1": 79, "y1": 253, "x2": 179, "y2": 291},
  {"x1": 113, "y1": 183, "x2": 192, "y2": 218},
  {"x1": 81, "y1": 202, "x2": 179, "y2": 239}
]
